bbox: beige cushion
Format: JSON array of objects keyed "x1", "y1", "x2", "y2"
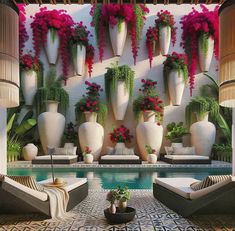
[
  {"x1": 34, "y1": 155, "x2": 77, "y2": 160},
  {"x1": 165, "y1": 146, "x2": 174, "y2": 155},
  {"x1": 54, "y1": 147, "x2": 77, "y2": 155},
  {"x1": 173, "y1": 147, "x2": 196, "y2": 155},
  {"x1": 164, "y1": 155, "x2": 209, "y2": 160},
  {"x1": 107, "y1": 146, "x2": 114, "y2": 155},
  {"x1": 101, "y1": 155, "x2": 139, "y2": 160}
]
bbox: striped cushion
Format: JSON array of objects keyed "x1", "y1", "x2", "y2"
[
  {"x1": 8, "y1": 176, "x2": 44, "y2": 191},
  {"x1": 191, "y1": 175, "x2": 231, "y2": 191}
]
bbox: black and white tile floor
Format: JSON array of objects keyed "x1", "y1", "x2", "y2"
[{"x1": 0, "y1": 190, "x2": 235, "y2": 231}]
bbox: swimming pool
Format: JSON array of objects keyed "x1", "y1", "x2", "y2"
[{"x1": 8, "y1": 167, "x2": 231, "y2": 189}]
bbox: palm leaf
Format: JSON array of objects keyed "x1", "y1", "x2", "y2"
[{"x1": 15, "y1": 119, "x2": 37, "y2": 135}]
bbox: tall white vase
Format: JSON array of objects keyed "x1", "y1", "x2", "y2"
[
  {"x1": 190, "y1": 113, "x2": 216, "y2": 157},
  {"x1": 167, "y1": 69, "x2": 185, "y2": 106},
  {"x1": 78, "y1": 112, "x2": 104, "y2": 161},
  {"x1": 109, "y1": 21, "x2": 127, "y2": 56},
  {"x1": 198, "y1": 36, "x2": 214, "y2": 72},
  {"x1": 21, "y1": 70, "x2": 37, "y2": 106},
  {"x1": 45, "y1": 29, "x2": 60, "y2": 64},
  {"x1": 159, "y1": 26, "x2": 171, "y2": 55},
  {"x1": 111, "y1": 81, "x2": 130, "y2": 120},
  {"x1": 73, "y1": 45, "x2": 86, "y2": 76},
  {"x1": 38, "y1": 101, "x2": 65, "y2": 154},
  {"x1": 136, "y1": 111, "x2": 163, "y2": 161}
]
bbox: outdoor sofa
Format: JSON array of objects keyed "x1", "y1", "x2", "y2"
[{"x1": 161, "y1": 155, "x2": 211, "y2": 164}]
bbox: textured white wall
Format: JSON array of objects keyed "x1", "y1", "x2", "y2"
[{"x1": 23, "y1": 4, "x2": 218, "y2": 154}]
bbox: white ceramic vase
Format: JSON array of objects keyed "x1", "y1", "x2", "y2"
[
  {"x1": 73, "y1": 44, "x2": 86, "y2": 76},
  {"x1": 167, "y1": 69, "x2": 185, "y2": 106},
  {"x1": 21, "y1": 70, "x2": 37, "y2": 106},
  {"x1": 45, "y1": 29, "x2": 60, "y2": 64},
  {"x1": 190, "y1": 113, "x2": 216, "y2": 157},
  {"x1": 22, "y1": 143, "x2": 38, "y2": 161},
  {"x1": 109, "y1": 203, "x2": 116, "y2": 214},
  {"x1": 159, "y1": 26, "x2": 171, "y2": 55},
  {"x1": 136, "y1": 111, "x2": 163, "y2": 161},
  {"x1": 111, "y1": 81, "x2": 130, "y2": 120},
  {"x1": 147, "y1": 154, "x2": 157, "y2": 164},
  {"x1": 38, "y1": 101, "x2": 65, "y2": 154},
  {"x1": 198, "y1": 36, "x2": 214, "y2": 72},
  {"x1": 109, "y1": 21, "x2": 127, "y2": 56},
  {"x1": 84, "y1": 153, "x2": 94, "y2": 164},
  {"x1": 78, "y1": 112, "x2": 104, "y2": 161}
]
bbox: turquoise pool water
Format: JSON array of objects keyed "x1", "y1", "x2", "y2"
[{"x1": 8, "y1": 167, "x2": 231, "y2": 189}]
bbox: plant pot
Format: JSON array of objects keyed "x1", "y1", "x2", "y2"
[
  {"x1": 38, "y1": 101, "x2": 65, "y2": 154},
  {"x1": 73, "y1": 44, "x2": 86, "y2": 76},
  {"x1": 45, "y1": 29, "x2": 60, "y2": 64},
  {"x1": 167, "y1": 69, "x2": 185, "y2": 106},
  {"x1": 190, "y1": 113, "x2": 216, "y2": 157},
  {"x1": 109, "y1": 203, "x2": 116, "y2": 214},
  {"x1": 21, "y1": 70, "x2": 37, "y2": 106},
  {"x1": 136, "y1": 121, "x2": 163, "y2": 161},
  {"x1": 114, "y1": 142, "x2": 126, "y2": 155},
  {"x1": 159, "y1": 26, "x2": 171, "y2": 55},
  {"x1": 143, "y1": 110, "x2": 155, "y2": 123},
  {"x1": 198, "y1": 35, "x2": 214, "y2": 72},
  {"x1": 84, "y1": 153, "x2": 94, "y2": 164},
  {"x1": 84, "y1": 111, "x2": 97, "y2": 122},
  {"x1": 147, "y1": 154, "x2": 157, "y2": 164},
  {"x1": 78, "y1": 113, "x2": 104, "y2": 161},
  {"x1": 111, "y1": 81, "x2": 130, "y2": 120},
  {"x1": 109, "y1": 21, "x2": 127, "y2": 56},
  {"x1": 118, "y1": 200, "x2": 127, "y2": 212},
  {"x1": 22, "y1": 143, "x2": 38, "y2": 161}
]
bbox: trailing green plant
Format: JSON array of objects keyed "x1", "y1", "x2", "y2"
[
  {"x1": 34, "y1": 67, "x2": 69, "y2": 115},
  {"x1": 105, "y1": 62, "x2": 134, "y2": 102},
  {"x1": 212, "y1": 143, "x2": 232, "y2": 163},
  {"x1": 165, "y1": 122, "x2": 188, "y2": 143}
]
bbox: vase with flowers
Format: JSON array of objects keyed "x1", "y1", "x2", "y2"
[
  {"x1": 83, "y1": 146, "x2": 93, "y2": 164},
  {"x1": 134, "y1": 79, "x2": 164, "y2": 160},
  {"x1": 69, "y1": 22, "x2": 95, "y2": 77},
  {"x1": 90, "y1": 4, "x2": 149, "y2": 64},
  {"x1": 76, "y1": 81, "x2": 107, "y2": 160},
  {"x1": 163, "y1": 52, "x2": 188, "y2": 106},
  {"x1": 145, "y1": 145, "x2": 157, "y2": 164},
  {"x1": 30, "y1": 8, "x2": 74, "y2": 83},
  {"x1": 180, "y1": 5, "x2": 219, "y2": 95}
]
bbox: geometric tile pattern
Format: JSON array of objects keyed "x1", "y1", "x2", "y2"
[{"x1": 1, "y1": 190, "x2": 235, "y2": 231}]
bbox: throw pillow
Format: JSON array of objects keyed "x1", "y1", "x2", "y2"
[
  {"x1": 173, "y1": 147, "x2": 196, "y2": 155},
  {"x1": 165, "y1": 146, "x2": 174, "y2": 155},
  {"x1": 107, "y1": 147, "x2": 114, "y2": 155}
]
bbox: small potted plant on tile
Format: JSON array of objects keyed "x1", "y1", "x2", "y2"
[
  {"x1": 83, "y1": 146, "x2": 93, "y2": 164},
  {"x1": 116, "y1": 185, "x2": 131, "y2": 212},
  {"x1": 145, "y1": 145, "x2": 157, "y2": 164},
  {"x1": 106, "y1": 189, "x2": 118, "y2": 214}
]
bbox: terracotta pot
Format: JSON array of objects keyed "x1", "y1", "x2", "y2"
[
  {"x1": 21, "y1": 70, "x2": 37, "y2": 106},
  {"x1": 73, "y1": 44, "x2": 86, "y2": 76},
  {"x1": 109, "y1": 20, "x2": 127, "y2": 56},
  {"x1": 22, "y1": 143, "x2": 38, "y2": 161},
  {"x1": 159, "y1": 26, "x2": 171, "y2": 55},
  {"x1": 147, "y1": 154, "x2": 157, "y2": 164},
  {"x1": 38, "y1": 101, "x2": 65, "y2": 154},
  {"x1": 84, "y1": 153, "x2": 94, "y2": 164}
]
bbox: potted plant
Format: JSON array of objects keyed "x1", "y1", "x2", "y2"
[
  {"x1": 163, "y1": 52, "x2": 188, "y2": 106},
  {"x1": 69, "y1": 22, "x2": 95, "y2": 77},
  {"x1": 106, "y1": 189, "x2": 118, "y2": 214},
  {"x1": 35, "y1": 68, "x2": 69, "y2": 154},
  {"x1": 145, "y1": 145, "x2": 157, "y2": 164},
  {"x1": 63, "y1": 122, "x2": 78, "y2": 148},
  {"x1": 185, "y1": 96, "x2": 219, "y2": 156},
  {"x1": 180, "y1": 5, "x2": 219, "y2": 95},
  {"x1": 134, "y1": 79, "x2": 164, "y2": 161},
  {"x1": 165, "y1": 122, "x2": 188, "y2": 147},
  {"x1": 83, "y1": 146, "x2": 93, "y2": 164},
  {"x1": 90, "y1": 4, "x2": 149, "y2": 64},
  {"x1": 105, "y1": 63, "x2": 134, "y2": 120},
  {"x1": 76, "y1": 81, "x2": 107, "y2": 160},
  {"x1": 30, "y1": 8, "x2": 74, "y2": 82},
  {"x1": 116, "y1": 185, "x2": 131, "y2": 212},
  {"x1": 213, "y1": 143, "x2": 232, "y2": 163}
]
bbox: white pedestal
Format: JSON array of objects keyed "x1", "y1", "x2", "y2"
[{"x1": 0, "y1": 108, "x2": 7, "y2": 174}]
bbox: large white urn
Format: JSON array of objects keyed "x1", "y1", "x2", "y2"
[
  {"x1": 38, "y1": 101, "x2": 65, "y2": 154},
  {"x1": 167, "y1": 69, "x2": 185, "y2": 106},
  {"x1": 45, "y1": 29, "x2": 60, "y2": 64},
  {"x1": 136, "y1": 111, "x2": 163, "y2": 161},
  {"x1": 198, "y1": 36, "x2": 214, "y2": 72},
  {"x1": 73, "y1": 44, "x2": 86, "y2": 76},
  {"x1": 109, "y1": 21, "x2": 127, "y2": 56},
  {"x1": 190, "y1": 113, "x2": 216, "y2": 156},
  {"x1": 111, "y1": 81, "x2": 130, "y2": 120},
  {"x1": 22, "y1": 143, "x2": 38, "y2": 161},
  {"x1": 159, "y1": 26, "x2": 171, "y2": 55},
  {"x1": 78, "y1": 112, "x2": 104, "y2": 161},
  {"x1": 21, "y1": 70, "x2": 37, "y2": 106}
]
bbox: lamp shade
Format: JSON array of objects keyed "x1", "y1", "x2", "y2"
[{"x1": 0, "y1": 0, "x2": 19, "y2": 108}]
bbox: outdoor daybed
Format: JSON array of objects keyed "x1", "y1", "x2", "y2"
[
  {"x1": 162, "y1": 155, "x2": 211, "y2": 164},
  {"x1": 99, "y1": 155, "x2": 142, "y2": 164},
  {"x1": 0, "y1": 176, "x2": 88, "y2": 217},
  {"x1": 32, "y1": 155, "x2": 78, "y2": 164},
  {"x1": 153, "y1": 176, "x2": 235, "y2": 217}
]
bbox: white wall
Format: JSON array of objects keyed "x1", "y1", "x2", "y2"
[{"x1": 23, "y1": 4, "x2": 218, "y2": 154}]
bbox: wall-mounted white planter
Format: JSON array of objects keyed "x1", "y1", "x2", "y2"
[
  {"x1": 190, "y1": 113, "x2": 216, "y2": 157},
  {"x1": 198, "y1": 36, "x2": 214, "y2": 72},
  {"x1": 22, "y1": 143, "x2": 38, "y2": 161},
  {"x1": 167, "y1": 69, "x2": 185, "y2": 106},
  {"x1": 21, "y1": 70, "x2": 37, "y2": 106},
  {"x1": 159, "y1": 26, "x2": 171, "y2": 55},
  {"x1": 111, "y1": 81, "x2": 130, "y2": 120},
  {"x1": 45, "y1": 29, "x2": 60, "y2": 65},
  {"x1": 79, "y1": 112, "x2": 104, "y2": 161},
  {"x1": 109, "y1": 21, "x2": 127, "y2": 56},
  {"x1": 38, "y1": 101, "x2": 65, "y2": 154},
  {"x1": 73, "y1": 45, "x2": 86, "y2": 76}
]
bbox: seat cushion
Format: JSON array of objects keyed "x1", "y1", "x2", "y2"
[
  {"x1": 164, "y1": 155, "x2": 209, "y2": 160},
  {"x1": 101, "y1": 155, "x2": 139, "y2": 160},
  {"x1": 34, "y1": 155, "x2": 77, "y2": 160},
  {"x1": 172, "y1": 147, "x2": 196, "y2": 155}
]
